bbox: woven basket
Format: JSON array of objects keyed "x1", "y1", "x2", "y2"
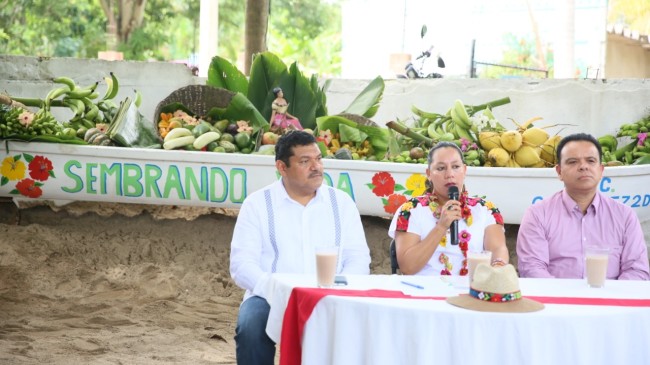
[
  {"x1": 336, "y1": 112, "x2": 379, "y2": 127},
  {"x1": 153, "y1": 85, "x2": 236, "y2": 123}
]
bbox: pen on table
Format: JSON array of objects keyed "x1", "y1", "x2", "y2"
[{"x1": 400, "y1": 281, "x2": 424, "y2": 289}]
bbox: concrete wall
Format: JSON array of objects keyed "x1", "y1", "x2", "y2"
[{"x1": 2, "y1": 54, "x2": 650, "y2": 138}]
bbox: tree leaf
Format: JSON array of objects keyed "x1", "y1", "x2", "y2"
[
  {"x1": 207, "y1": 55, "x2": 249, "y2": 96},
  {"x1": 206, "y1": 93, "x2": 269, "y2": 134},
  {"x1": 342, "y1": 76, "x2": 385, "y2": 118},
  {"x1": 316, "y1": 115, "x2": 390, "y2": 159}
]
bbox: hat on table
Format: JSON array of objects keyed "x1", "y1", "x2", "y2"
[{"x1": 446, "y1": 264, "x2": 544, "y2": 313}]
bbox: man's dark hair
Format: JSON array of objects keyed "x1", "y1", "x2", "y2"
[
  {"x1": 427, "y1": 141, "x2": 465, "y2": 166},
  {"x1": 275, "y1": 131, "x2": 317, "y2": 166},
  {"x1": 556, "y1": 133, "x2": 602, "y2": 164}
]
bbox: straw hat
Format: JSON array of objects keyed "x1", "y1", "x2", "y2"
[{"x1": 446, "y1": 264, "x2": 544, "y2": 313}]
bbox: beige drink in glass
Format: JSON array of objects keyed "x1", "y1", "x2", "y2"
[
  {"x1": 315, "y1": 246, "x2": 338, "y2": 288},
  {"x1": 585, "y1": 246, "x2": 609, "y2": 288},
  {"x1": 467, "y1": 250, "x2": 492, "y2": 283}
]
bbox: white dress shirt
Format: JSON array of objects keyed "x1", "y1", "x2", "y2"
[{"x1": 230, "y1": 179, "x2": 371, "y2": 302}]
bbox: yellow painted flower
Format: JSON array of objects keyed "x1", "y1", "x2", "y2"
[
  {"x1": 439, "y1": 235, "x2": 447, "y2": 247},
  {"x1": 485, "y1": 201, "x2": 495, "y2": 210},
  {"x1": 1, "y1": 156, "x2": 26, "y2": 180},
  {"x1": 467, "y1": 215, "x2": 473, "y2": 227},
  {"x1": 405, "y1": 173, "x2": 427, "y2": 196}
]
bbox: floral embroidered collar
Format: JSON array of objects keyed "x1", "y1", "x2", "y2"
[{"x1": 395, "y1": 188, "x2": 504, "y2": 276}]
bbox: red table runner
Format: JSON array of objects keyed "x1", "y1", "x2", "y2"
[{"x1": 279, "y1": 287, "x2": 650, "y2": 365}]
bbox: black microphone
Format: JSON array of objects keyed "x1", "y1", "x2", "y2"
[{"x1": 448, "y1": 186, "x2": 459, "y2": 246}]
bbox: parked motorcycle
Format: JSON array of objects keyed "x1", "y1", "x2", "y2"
[
  {"x1": 398, "y1": 25, "x2": 445, "y2": 79},
  {"x1": 399, "y1": 46, "x2": 445, "y2": 79}
]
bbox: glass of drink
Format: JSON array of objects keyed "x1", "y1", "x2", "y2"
[
  {"x1": 315, "y1": 246, "x2": 339, "y2": 288},
  {"x1": 584, "y1": 246, "x2": 609, "y2": 288},
  {"x1": 467, "y1": 250, "x2": 492, "y2": 283}
]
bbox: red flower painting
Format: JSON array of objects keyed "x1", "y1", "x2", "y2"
[
  {"x1": 369, "y1": 172, "x2": 395, "y2": 197},
  {"x1": 384, "y1": 193, "x2": 407, "y2": 214},
  {"x1": 28, "y1": 155, "x2": 54, "y2": 181},
  {"x1": 15, "y1": 178, "x2": 43, "y2": 198}
]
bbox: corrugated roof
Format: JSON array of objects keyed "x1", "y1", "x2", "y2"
[{"x1": 607, "y1": 24, "x2": 650, "y2": 48}]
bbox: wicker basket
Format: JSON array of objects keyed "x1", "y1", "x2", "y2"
[
  {"x1": 336, "y1": 112, "x2": 379, "y2": 127},
  {"x1": 153, "y1": 85, "x2": 236, "y2": 123}
]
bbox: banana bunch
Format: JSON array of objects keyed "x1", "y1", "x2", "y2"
[
  {"x1": 411, "y1": 97, "x2": 511, "y2": 147},
  {"x1": 598, "y1": 115, "x2": 650, "y2": 165},
  {"x1": 413, "y1": 99, "x2": 477, "y2": 143},
  {"x1": 9, "y1": 73, "x2": 122, "y2": 140},
  {"x1": 617, "y1": 117, "x2": 650, "y2": 139},
  {"x1": 0, "y1": 106, "x2": 65, "y2": 138}
]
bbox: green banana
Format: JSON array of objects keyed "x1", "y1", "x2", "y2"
[
  {"x1": 597, "y1": 134, "x2": 618, "y2": 152},
  {"x1": 134, "y1": 88, "x2": 142, "y2": 108},
  {"x1": 455, "y1": 123, "x2": 476, "y2": 142},
  {"x1": 453, "y1": 99, "x2": 473, "y2": 129},
  {"x1": 62, "y1": 97, "x2": 85, "y2": 117},
  {"x1": 427, "y1": 123, "x2": 440, "y2": 139},
  {"x1": 411, "y1": 105, "x2": 442, "y2": 120},
  {"x1": 102, "y1": 72, "x2": 119, "y2": 100},
  {"x1": 613, "y1": 140, "x2": 636, "y2": 161},
  {"x1": 44, "y1": 86, "x2": 71, "y2": 110},
  {"x1": 67, "y1": 82, "x2": 99, "y2": 99},
  {"x1": 53, "y1": 76, "x2": 77, "y2": 90}
]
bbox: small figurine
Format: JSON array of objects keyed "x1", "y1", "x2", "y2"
[{"x1": 270, "y1": 87, "x2": 303, "y2": 133}]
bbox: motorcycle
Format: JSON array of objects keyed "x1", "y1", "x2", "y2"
[
  {"x1": 399, "y1": 46, "x2": 446, "y2": 79},
  {"x1": 398, "y1": 25, "x2": 445, "y2": 79}
]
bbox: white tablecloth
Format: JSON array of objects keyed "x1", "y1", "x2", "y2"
[{"x1": 265, "y1": 274, "x2": 650, "y2": 365}]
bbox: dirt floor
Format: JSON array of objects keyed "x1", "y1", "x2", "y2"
[{"x1": 0, "y1": 200, "x2": 520, "y2": 364}]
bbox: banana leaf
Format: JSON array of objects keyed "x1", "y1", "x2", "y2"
[
  {"x1": 339, "y1": 123, "x2": 367, "y2": 143},
  {"x1": 205, "y1": 93, "x2": 269, "y2": 134},
  {"x1": 107, "y1": 97, "x2": 162, "y2": 148},
  {"x1": 311, "y1": 74, "x2": 329, "y2": 118},
  {"x1": 247, "y1": 52, "x2": 288, "y2": 116},
  {"x1": 316, "y1": 115, "x2": 390, "y2": 159},
  {"x1": 207, "y1": 56, "x2": 249, "y2": 96},
  {"x1": 275, "y1": 62, "x2": 318, "y2": 130},
  {"x1": 342, "y1": 76, "x2": 384, "y2": 118}
]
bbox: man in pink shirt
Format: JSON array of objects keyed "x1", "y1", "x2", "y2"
[{"x1": 517, "y1": 133, "x2": 649, "y2": 280}]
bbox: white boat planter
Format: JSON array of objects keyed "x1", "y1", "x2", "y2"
[{"x1": 1, "y1": 141, "x2": 648, "y2": 224}]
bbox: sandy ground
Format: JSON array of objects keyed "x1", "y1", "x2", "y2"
[
  {"x1": 0, "y1": 201, "x2": 401, "y2": 364},
  {"x1": 1, "y1": 200, "x2": 646, "y2": 364}
]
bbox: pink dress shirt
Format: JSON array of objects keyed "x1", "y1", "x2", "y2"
[{"x1": 517, "y1": 190, "x2": 649, "y2": 280}]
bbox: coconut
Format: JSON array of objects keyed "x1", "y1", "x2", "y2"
[
  {"x1": 500, "y1": 130, "x2": 523, "y2": 152},
  {"x1": 488, "y1": 147, "x2": 510, "y2": 167},
  {"x1": 522, "y1": 127, "x2": 549, "y2": 147},
  {"x1": 478, "y1": 131, "x2": 502, "y2": 152},
  {"x1": 506, "y1": 158, "x2": 521, "y2": 168},
  {"x1": 540, "y1": 135, "x2": 562, "y2": 165},
  {"x1": 530, "y1": 159, "x2": 547, "y2": 168},
  {"x1": 514, "y1": 145, "x2": 541, "y2": 167}
]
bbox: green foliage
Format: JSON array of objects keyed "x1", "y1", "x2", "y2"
[
  {"x1": 247, "y1": 52, "x2": 290, "y2": 115},
  {"x1": 207, "y1": 56, "x2": 249, "y2": 95},
  {"x1": 342, "y1": 76, "x2": 384, "y2": 118}
]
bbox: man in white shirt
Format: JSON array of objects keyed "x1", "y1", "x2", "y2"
[{"x1": 229, "y1": 131, "x2": 371, "y2": 364}]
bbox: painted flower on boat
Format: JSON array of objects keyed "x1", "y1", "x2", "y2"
[
  {"x1": 28, "y1": 155, "x2": 54, "y2": 181},
  {"x1": 15, "y1": 178, "x2": 43, "y2": 198},
  {"x1": 1, "y1": 156, "x2": 26, "y2": 181},
  {"x1": 384, "y1": 193, "x2": 407, "y2": 214},
  {"x1": 405, "y1": 173, "x2": 427, "y2": 197},
  {"x1": 368, "y1": 171, "x2": 395, "y2": 197}
]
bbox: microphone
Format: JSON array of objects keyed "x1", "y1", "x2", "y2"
[{"x1": 448, "y1": 186, "x2": 459, "y2": 246}]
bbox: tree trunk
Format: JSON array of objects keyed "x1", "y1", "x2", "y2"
[
  {"x1": 244, "y1": 0, "x2": 269, "y2": 75},
  {"x1": 99, "y1": 0, "x2": 147, "y2": 50}
]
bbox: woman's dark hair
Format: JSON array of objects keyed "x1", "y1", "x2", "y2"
[
  {"x1": 272, "y1": 87, "x2": 282, "y2": 97},
  {"x1": 275, "y1": 130, "x2": 316, "y2": 166},
  {"x1": 427, "y1": 141, "x2": 465, "y2": 166},
  {"x1": 556, "y1": 133, "x2": 602, "y2": 164}
]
